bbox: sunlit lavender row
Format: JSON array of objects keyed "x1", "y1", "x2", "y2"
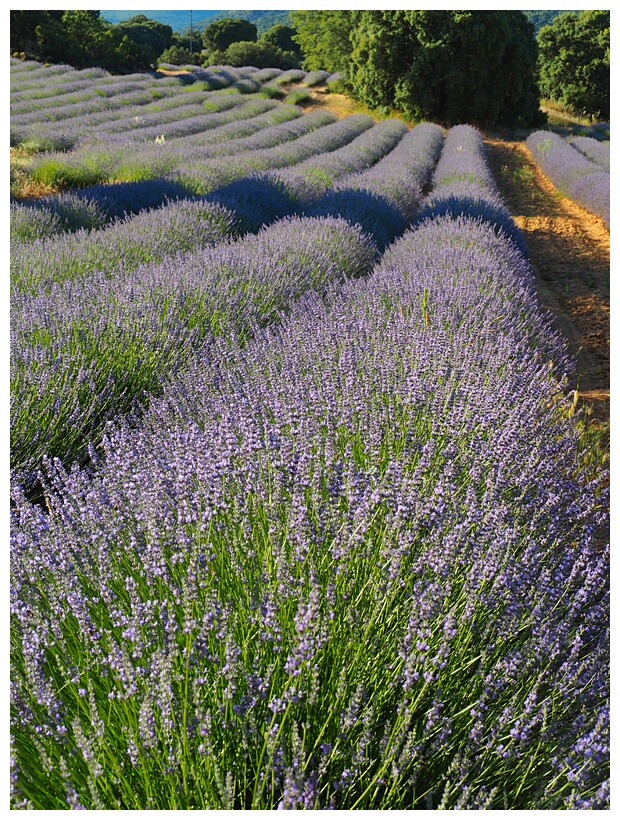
[
  {"x1": 568, "y1": 135, "x2": 610, "y2": 172},
  {"x1": 11, "y1": 122, "x2": 608, "y2": 808},
  {"x1": 306, "y1": 121, "x2": 444, "y2": 249},
  {"x1": 11, "y1": 109, "x2": 335, "y2": 244},
  {"x1": 10, "y1": 60, "x2": 280, "y2": 151},
  {"x1": 416, "y1": 124, "x2": 528, "y2": 255},
  {"x1": 17, "y1": 113, "x2": 377, "y2": 230},
  {"x1": 526, "y1": 130, "x2": 610, "y2": 226}
]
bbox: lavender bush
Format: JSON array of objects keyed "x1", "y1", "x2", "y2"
[
  {"x1": 11, "y1": 214, "x2": 608, "y2": 808},
  {"x1": 11, "y1": 217, "x2": 378, "y2": 485},
  {"x1": 526, "y1": 130, "x2": 609, "y2": 227},
  {"x1": 415, "y1": 124, "x2": 528, "y2": 256},
  {"x1": 26, "y1": 99, "x2": 282, "y2": 189},
  {"x1": 303, "y1": 71, "x2": 330, "y2": 87},
  {"x1": 568, "y1": 136, "x2": 610, "y2": 172},
  {"x1": 273, "y1": 69, "x2": 307, "y2": 86},
  {"x1": 307, "y1": 122, "x2": 444, "y2": 249},
  {"x1": 207, "y1": 118, "x2": 404, "y2": 233},
  {"x1": 12, "y1": 199, "x2": 237, "y2": 291}
]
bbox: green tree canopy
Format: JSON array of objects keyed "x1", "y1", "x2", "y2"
[
  {"x1": 347, "y1": 10, "x2": 544, "y2": 127},
  {"x1": 202, "y1": 18, "x2": 257, "y2": 53},
  {"x1": 261, "y1": 24, "x2": 302, "y2": 59},
  {"x1": 10, "y1": 10, "x2": 64, "y2": 53},
  {"x1": 538, "y1": 10, "x2": 609, "y2": 120},
  {"x1": 158, "y1": 45, "x2": 193, "y2": 67},
  {"x1": 290, "y1": 10, "x2": 353, "y2": 73},
  {"x1": 113, "y1": 15, "x2": 173, "y2": 63},
  {"x1": 11, "y1": 9, "x2": 155, "y2": 72},
  {"x1": 203, "y1": 40, "x2": 299, "y2": 71}
]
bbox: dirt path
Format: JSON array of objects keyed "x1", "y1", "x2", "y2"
[{"x1": 484, "y1": 137, "x2": 610, "y2": 436}]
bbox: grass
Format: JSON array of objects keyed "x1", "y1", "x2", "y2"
[{"x1": 540, "y1": 98, "x2": 593, "y2": 129}]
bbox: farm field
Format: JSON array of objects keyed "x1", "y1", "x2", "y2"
[{"x1": 10, "y1": 59, "x2": 609, "y2": 810}]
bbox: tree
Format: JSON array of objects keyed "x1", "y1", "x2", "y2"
[
  {"x1": 158, "y1": 45, "x2": 193, "y2": 67},
  {"x1": 22, "y1": 10, "x2": 154, "y2": 72},
  {"x1": 290, "y1": 10, "x2": 353, "y2": 73},
  {"x1": 538, "y1": 10, "x2": 609, "y2": 120},
  {"x1": 261, "y1": 24, "x2": 302, "y2": 59},
  {"x1": 113, "y1": 15, "x2": 173, "y2": 64},
  {"x1": 10, "y1": 10, "x2": 64, "y2": 54},
  {"x1": 202, "y1": 40, "x2": 299, "y2": 71},
  {"x1": 202, "y1": 18, "x2": 257, "y2": 53},
  {"x1": 347, "y1": 10, "x2": 545, "y2": 127}
]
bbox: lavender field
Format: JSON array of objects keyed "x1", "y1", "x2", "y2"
[{"x1": 10, "y1": 60, "x2": 609, "y2": 810}]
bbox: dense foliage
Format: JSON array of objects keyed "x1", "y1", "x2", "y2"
[
  {"x1": 524, "y1": 11, "x2": 577, "y2": 33},
  {"x1": 290, "y1": 11, "x2": 352, "y2": 74},
  {"x1": 537, "y1": 10, "x2": 609, "y2": 120},
  {"x1": 11, "y1": 10, "x2": 162, "y2": 72},
  {"x1": 201, "y1": 22, "x2": 303, "y2": 71},
  {"x1": 203, "y1": 40, "x2": 300, "y2": 72},
  {"x1": 292, "y1": 10, "x2": 544, "y2": 127},
  {"x1": 202, "y1": 10, "x2": 293, "y2": 37},
  {"x1": 202, "y1": 18, "x2": 257, "y2": 53}
]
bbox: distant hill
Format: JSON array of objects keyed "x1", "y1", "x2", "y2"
[
  {"x1": 100, "y1": 10, "x2": 291, "y2": 35},
  {"x1": 524, "y1": 11, "x2": 580, "y2": 32},
  {"x1": 199, "y1": 10, "x2": 292, "y2": 35},
  {"x1": 100, "y1": 10, "x2": 223, "y2": 31}
]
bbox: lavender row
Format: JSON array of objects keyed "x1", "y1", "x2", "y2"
[
  {"x1": 11, "y1": 111, "x2": 336, "y2": 248},
  {"x1": 415, "y1": 124, "x2": 527, "y2": 255},
  {"x1": 303, "y1": 70, "x2": 330, "y2": 87},
  {"x1": 567, "y1": 136, "x2": 610, "y2": 172},
  {"x1": 526, "y1": 130, "x2": 610, "y2": 227},
  {"x1": 11, "y1": 199, "x2": 237, "y2": 291},
  {"x1": 11, "y1": 116, "x2": 433, "y2": 296},
  {"x1": 12, "y1": 86, "x2": 211, "y2": 131},
  {"x1": 15, "y1": 110, "x2": 357, "y2": 239},
  {"x1": 306, "y1": 122, "x2": 444, "y2": 249},
  {"x1": 11, "y1": 86, "x2": 188, "y2": 150},
  {"x1": 11, "y1": 70, "x2": 166, "y2": 104},
  {"x1": 44, "y1": 114, "x2": 374, "y2": 225},
  {"x1": 10, "y1": 63, "x2": 108, "y2": 90},
  {"x1": 11, "y1": 217, "x2": 377, "y2": 484},
  {"x1": 18, "y1": 89, "x2": 256, "y2": 150},
  {"x1": 213, "y1": 118, "x2": 407, "y2": 232},
  {"x1": 26, "y1": 98, "x2": 284, "y2": 185},
  {"x1": 11, "y1": 117, "x2": 438, "y2": 296},
  {"x1": 11, "y1": 213, "x2": 608, "y2": 808},
  {"x1": 11, "y1": 76, "x2": 173, "y2": 115},
  {"x1": 273, "y1": 69, "x2": 307, "y2": 85}
]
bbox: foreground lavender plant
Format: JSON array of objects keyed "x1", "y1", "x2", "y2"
[{"x1": 11, "y1": 214, "x2": 608, "y2": 808}]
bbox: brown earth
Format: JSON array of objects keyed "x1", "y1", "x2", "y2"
[{"x1": 484, "y1": 136, "x2": 610, "y2": 440}]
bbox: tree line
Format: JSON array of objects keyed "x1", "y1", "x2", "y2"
[
  {"x1": 291, "y1": 9, "x2": 609, "y2": 125},
  {"x1": 11, "y1": 10, "x2": 609, "y2": 124},
  {"x1": 10, "y1": 11, "x2": 304, "y2": 74}
]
